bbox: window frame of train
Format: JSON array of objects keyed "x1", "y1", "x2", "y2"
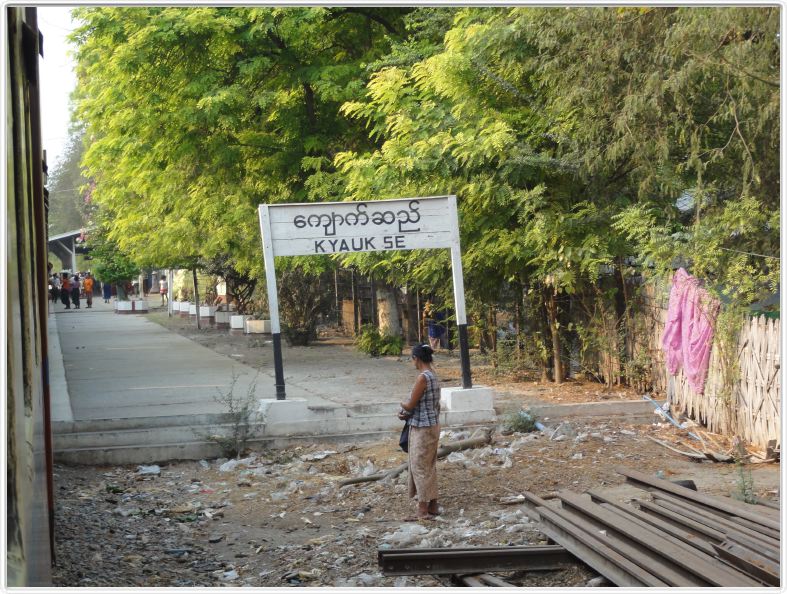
[{"x1": 258, "y1": 195, "x2": 472, "y2": 399}]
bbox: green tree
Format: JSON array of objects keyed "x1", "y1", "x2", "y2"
[
  {"x1": 71, "y1": 7, "x2": 412, "y2": 279},
  {"x1": 47, "y1": 131, "x2": 90, "y2": 235},
  {"x1": 91, "y1": 238, "x2": 139, "y2": 300}
]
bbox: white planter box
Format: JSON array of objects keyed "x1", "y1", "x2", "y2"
[
  {"x1": 115, "y1": 300, "x2": 148, "y2": 314},
  {"x1": 188, "y1": 303, "x2": 197, "y2": 316},
  {"x1": 199, "y1": 306, "x2": 216, "y2": 318},
  {"x1": 245, "y1": 319, "x2": 272, "y2": 334},
  {"x1": 215, "y1": 310, "x2": 231, "y2": 327},
  {"x1": 230, "y1": 315, "x2": 249, "y2": 330}
]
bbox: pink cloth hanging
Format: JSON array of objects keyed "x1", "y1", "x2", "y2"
[{"x1": 661, "y1": 268, "x2": 720, "y2": 394}]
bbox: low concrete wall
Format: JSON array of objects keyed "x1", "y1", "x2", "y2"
[{"x1": 53, "y1": 389, "x2": 499, "y2": 465}]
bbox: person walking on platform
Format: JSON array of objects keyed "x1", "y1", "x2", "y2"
[
  {"x1": 159, "y1": 274, "x2": 168, "y2": 305},
  {"x1": 60, "y1": 273, "x2": 71, "y2": 309},
  {"x1": 50, "y1": 274, "x2": 60, "y2": 304},
  {"x1": 83, "y1": 272, "x2": 94, "y2": 308},
  {"x1": 71, "y1": 274, "x2": 81, "y2": 309},
  {"x1": 102, "y1": 281, "x2": 112, "y2": 303},
  {"x1": 398, "y1": 344, "x2": 441, "y2": 521}
]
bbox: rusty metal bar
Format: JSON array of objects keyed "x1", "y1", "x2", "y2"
[
  {"x1": 586, "y1": 491, "x2": 718, "y2": 557},
  {"x1": 378, "y1": 544, "x2": 574, "y2": 576},
  {"x1": 617, "y1": 467, "x2": 780, "y2": 531},
  {"x1": 535, "y1": 505, "x2": 665, "y2": 587},
  {"x1": 651, "y1": 491, "x2": 781, "y2": 542},
  {"x1": 650, "y1": 493, "x2": 781, "y2": 553},
  {"x1": 552, "y1": 497, "x2": 707, "y2": 586},
  {"x1": 587, "y1": 497, "x2": 758, "y2": 585},
  {"x1": 557, "y1": 491, "x2": 761, "y2": 587},
  {"x1": 712, "y1": 540, "x2": 779, "y2": 586}
]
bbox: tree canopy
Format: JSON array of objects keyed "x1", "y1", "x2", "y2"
[{"x1": 70, "y1": 6, "x2": 779, "y2": 380}]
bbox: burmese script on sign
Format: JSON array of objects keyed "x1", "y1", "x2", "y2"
[{"x1": 264, "y1": 196, "x2": 455, "y2": 257}]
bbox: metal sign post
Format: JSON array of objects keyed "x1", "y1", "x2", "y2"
[{"x1": 258, "y1": 195, "x2": 472, "y2": 399}]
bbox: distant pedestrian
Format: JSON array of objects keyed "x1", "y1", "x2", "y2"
[
  {"x1": 102, "y1": 281, "x2": 112, "y2": 303},
  {"x1": 50, "y1": 274, "x2": 60, "y2": 303},
  {"x1": 71, "y1": 274, "x2": 81, "y2": 309},
  {"x1": 159, "y1": 274, "x2": 168, "y2": 305},
  {"x1": 423, "y1": 300, "x2": 446, "y2": 350},
  {"x1": 83, "y1": 273, "x2": 94, "y2": 308},
  {"x1": 399, "y1": 344, "x2": 441, "y2": 521},
  {"x1": 60, "y1": 273, "x2": 71, "y2": 309}
]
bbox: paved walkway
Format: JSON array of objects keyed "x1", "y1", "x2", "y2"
[{"x1": 50, "y1": 296, "x2": 341, "y2": 424}]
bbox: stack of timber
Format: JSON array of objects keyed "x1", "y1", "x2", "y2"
[{"x1": 521, "y1": 467, "x2": 779, "y2": 587}]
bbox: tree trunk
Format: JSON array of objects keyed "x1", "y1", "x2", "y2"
[
  {"x1": 376, "y1": 283, "x2": 401, "y2": 337},
  {"x1": 193, "y1": 268, "x2": 201, "y2": 330},
  {"x1": 369, "y1": 277, "x2": 377, "y2": 328},
  {"x1": 488, "y1": 304, "x2": 498, "y2": 367},
  {"x1": 351, "y1": 269, "x2": 359, "y2": 335},
  {"x1": 404, "y1": 288, "x2": 419, "y2": 343},
  {"x1": 545, "y1": 287, "x2": 563, "y2": 384}
]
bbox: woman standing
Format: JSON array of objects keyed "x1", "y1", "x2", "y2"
[
  {"x1": 399, "y1": 344, "x2": 441, "y2": 520},
  {"x1": 60, "y1": 273, "x2": 71, "y2": 309},
  {"x1": 70, "y1": 274, "x2": 81, "y2": 309},
  {"x1": 102, "y1": 281, "x2": 112, "y2": 303}
]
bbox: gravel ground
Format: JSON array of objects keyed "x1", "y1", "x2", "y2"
[{"x1": 52, "y1": 418, "x2": 779, "y2": 587}]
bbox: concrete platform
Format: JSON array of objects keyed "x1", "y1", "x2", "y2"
[{"x1": 49, "y1": 297, "x2": 497, "y2": 464}]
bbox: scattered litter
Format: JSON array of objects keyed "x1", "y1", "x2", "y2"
[
  {"x1": 381, "y1": 524, "x2": 429, "y2": 547},
  {"x1": 218, "y1": 457, "x2": 255, "y2": 472},
  {"x1": 301, "y1": 450, "x2": 337, "y2": 461},
  {"x1": 198, "y1": 460, "x2": 210, "y2": 469},
  {"x1": 136, "y1": 465, "x2": 161, "y2": 476},
  {"x1": 499, "y1": 494, "x2": 526, "y2": 505}
]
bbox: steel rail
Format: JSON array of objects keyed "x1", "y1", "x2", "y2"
[
  {"x1": 557, "y1": 490, "x2": 761, "y2": 587},
  {"x1": 378, "y1": 544, "x2": 574, "y2": 576},
  {"x1": 617, "y1": 467, "x2": 780, "y2": 531},
  {"x1": 535, "y1": 505, "x2": 664, "y2": 587}
]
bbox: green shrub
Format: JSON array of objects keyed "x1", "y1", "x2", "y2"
[
  {"x1": 355, "y1": 324, "x2": 403, "y2": 357},
  {"x1": 503, "y1": 409, "x2": 538, "y2": 433}
]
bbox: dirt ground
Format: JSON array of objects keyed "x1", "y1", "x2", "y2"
[
  {"x1": 52, "y1": 309, "x2": 779, "y2": 587},
  {"x1": 146, "y1": 309, "x2": 640, "y2": 412}
]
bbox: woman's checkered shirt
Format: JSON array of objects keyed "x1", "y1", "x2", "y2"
[{"x1": 410, "y1": 369, "x2": 440, "y2": 427}]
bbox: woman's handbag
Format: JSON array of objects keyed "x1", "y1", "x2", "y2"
[{"x1": 399, "y1": 420, "x2": 410, "y2": 453}]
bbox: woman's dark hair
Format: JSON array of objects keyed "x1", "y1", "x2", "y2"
[{"x1": 411, "y1": 343, "x2": 434, "y2": 363}]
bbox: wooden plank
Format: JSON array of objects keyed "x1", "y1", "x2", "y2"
[
  {"x1": 617, "y1": 467, "x2": 780, "y2": 530},
  {"x1": 535, "y1": 505, "x2": 664, "y2": 587},
  {"x1": 557, "y1": 491, "x2": 759, "y2": 587},
  {"x1": 651, "y1": 492, "x2": 781, "y2": 549}
]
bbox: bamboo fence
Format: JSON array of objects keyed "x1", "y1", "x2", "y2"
[{"x1": 642, "y1": 289, "x2": 780, "y2": 449}]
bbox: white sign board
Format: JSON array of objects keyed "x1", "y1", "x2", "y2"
[
  {"x1": 257, "y1": 195, "x2": 470, "y2": 397},
  {"x1": 264, "y1": 196, "x2": 455, "y2": 256}
]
